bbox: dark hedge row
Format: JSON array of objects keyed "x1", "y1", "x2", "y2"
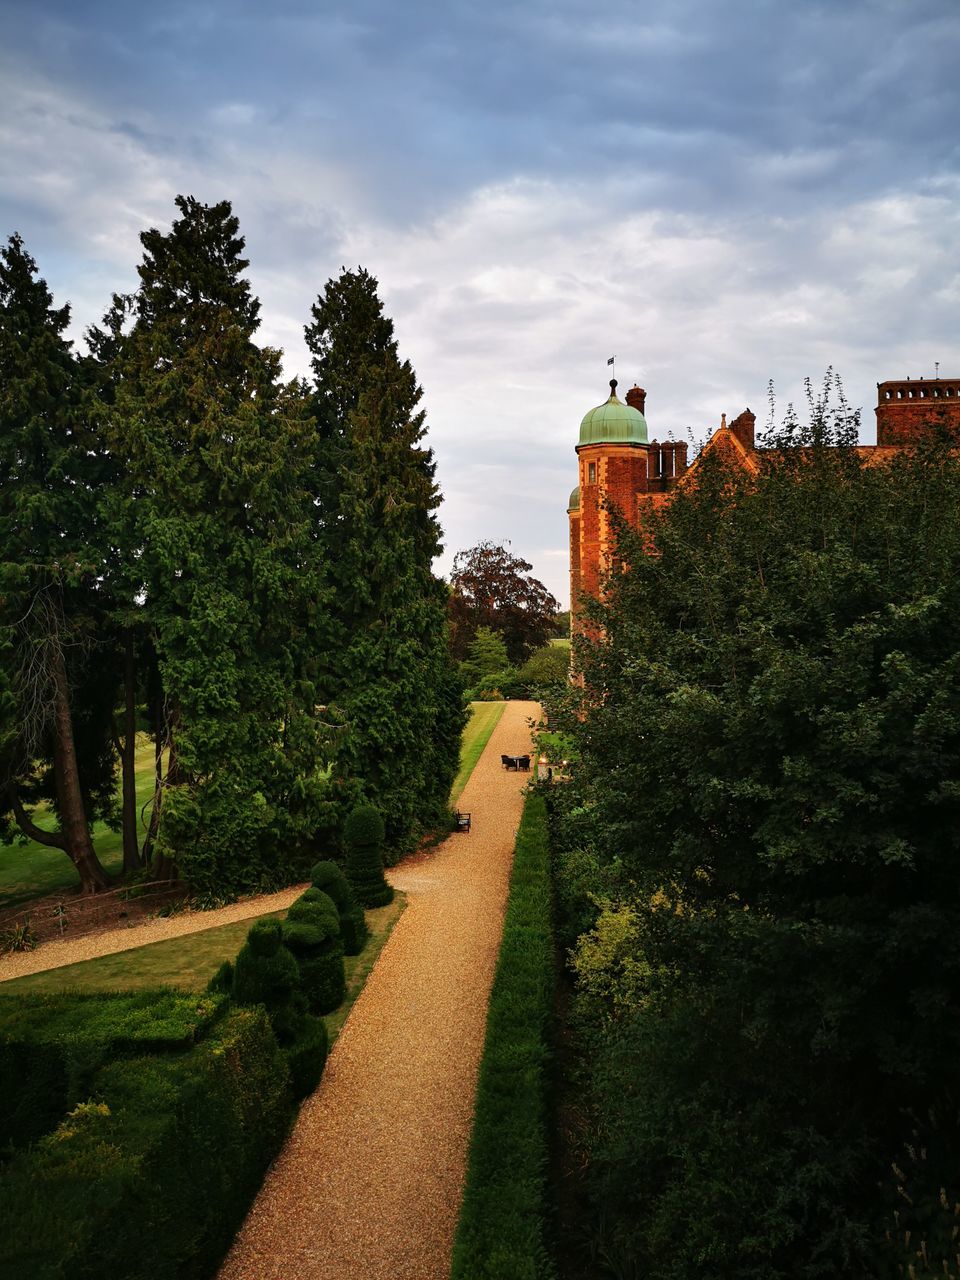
[
  {"x1": 0, "y1": 990, "x2": 227, "y2": 1153},
  {"x1": 0, "y1": 994, "x2": 290, "y2": 1280},
  {"x1": 450, "y1": 792, "x2": 556, "y2": 1280}
]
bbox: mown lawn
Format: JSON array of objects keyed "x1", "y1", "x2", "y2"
[
  {"x1": 0, "y1": 895, "x2": 405, "y2": 1046},
  {"x1": 451, "y1": 701, "x2": 506, "y2": 803},
  {"x1": 0, "y1": 742, "x2": 161, "y2": 910}
]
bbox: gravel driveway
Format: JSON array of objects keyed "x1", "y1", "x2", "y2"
[{"x1": 219, "y1": 700, "x2": 539, "y2": 1280}]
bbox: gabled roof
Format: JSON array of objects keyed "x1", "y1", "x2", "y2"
[{"x1": 675, "y1": 422, "x2": 760, "y2": 488}]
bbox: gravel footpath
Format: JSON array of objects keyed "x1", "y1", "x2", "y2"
[
  {"x1": 219, "y1": 700, "x2": 539, "y2": 1280},
  {"x1": 0, "y1": 884, "x2": 308, "y2": 982}
]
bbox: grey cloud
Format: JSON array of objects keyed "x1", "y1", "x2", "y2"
[
  {"x1": 1, "y1": 0, "x2": 958, "y2": 605},
  {"x1": 5, "y1": 0, "x2": 959, "y2": 233}
]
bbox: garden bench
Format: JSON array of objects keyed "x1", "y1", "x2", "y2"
[{"x1": 455, "y1": 811, "x2": 471, "y2": 832}]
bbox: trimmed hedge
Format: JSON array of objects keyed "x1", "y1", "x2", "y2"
[
  {"x1": 451, "y1": 792, "x2": 557, "y2": 1280},
  {"x1": 0, "y1": 990, "x2": 227, "y2": 1154},
  {"x1": 0, "y1": 1001, "x2": 290, "y2": 1280}
]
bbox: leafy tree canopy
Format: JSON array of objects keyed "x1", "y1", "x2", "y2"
[
  {"x1": 101, "y1": 196, "x2": 329, "y2": 898},
  {"x1": 459, "y1": 627, "x2": 511, "y2": 689},
  {"x1": 449, "y1": 540, "x2": 559, "y2": 664},
  {"x1": 550, "y1": 377, "x2": 960, "y2": 1276}
]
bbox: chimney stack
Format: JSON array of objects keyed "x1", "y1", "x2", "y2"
[
  {"x1": 729, "y1": 409, "x2": 756, "y2": 451},
  {"x1": 626, "y1": 385, "x2": 647, "y2": 414}
]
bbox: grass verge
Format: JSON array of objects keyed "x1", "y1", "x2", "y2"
[
  {"x1": 0, "y1": 740, "x2": 160, "y2": 910},
  {"x1": 451, "y1": 701, "x2": 506, "y2": 803},
  {"x1": 450, "y1": 791, "x2": 556, "y2": 1280},
  {"x1": 0, "y1": 896, "x2": 406, "y2": 1047}
]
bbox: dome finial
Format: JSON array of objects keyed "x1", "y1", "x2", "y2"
[{"x1": 609, "y1": 377, "x2": 618, "y2": 395}]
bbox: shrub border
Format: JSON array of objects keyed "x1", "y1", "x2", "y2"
[{"x1": 451, "y1": 791, "x2": 556, "y2": 1280}]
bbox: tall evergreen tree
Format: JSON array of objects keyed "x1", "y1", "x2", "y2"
[
  {"x1": 305, "y1": 268, "x2": 464, "y2": 852},
  {"x1": 103, "y1": 196, "x2": 330, "y2": 898},
  {"x1": 85, "y1": 291, "x2": 149, "y2": 877},
  {"x1": 0, "y1": 235, "x2": 112, "y2": 893}
]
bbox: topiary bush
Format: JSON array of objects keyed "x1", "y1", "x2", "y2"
[
  {"x1": 282, "y1": 892, "x2": 346, "y2": 1015},
  {"x1": 343, "y1": 804, "x2": 394, "y2": 908},
  {"x1": 207, "y1": 959, "x2": 234, "y2": 995},
  {"x1": 229, "y1": 916, "x2": 326, "y2": 1098},
  {"x1": 232, "y1": 918, "x2": 301, "y2": 1011},
  {"x1": 310, "y1": 859, "x2": 368, "y2": 954}
]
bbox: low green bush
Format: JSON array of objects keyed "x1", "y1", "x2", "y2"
[
  {"x1": 0, "y1": 1005, "x2": 290, "y2": 1280},
  {"x1": 451, "y1": 793, "x2": 556, "y2": 1280},
  {"x1": 470, "y1": 669, "x2": 521, "y2": 701},
  {"x1": 207, "y1": 958, "x2": 234, "y2": 994},
  {"x1": 310, "y1": 860, "x2": 368, "y2": 955},
  {"x1": 516, "y1": 644, "x2": 570, "y2": 695},
  {"x1": 344, "y1": 804, "x2": 393, "y2": 908}
]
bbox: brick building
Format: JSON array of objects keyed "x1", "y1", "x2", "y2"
[{"x1": 569, "y1": 374, "x2": 960, "y2": 633}]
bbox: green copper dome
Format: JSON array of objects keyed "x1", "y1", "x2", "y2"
[
  {"x1": 568, "y1": 485, "x2": 580, "y2": 510},
  {"x1": 579, "y1": 381, "x2": 648, "y2": 447}
]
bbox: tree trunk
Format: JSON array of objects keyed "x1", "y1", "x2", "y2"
[
  {"x1": 51, "y1": 646, "x2": 110, "y2": 894},
  {"x1": 140, "y1": 693, "x2": 164, "y2": 867},
  {"x1": 120, "y1": 631, "x2": 141, "y2": 874},
  {"x1": 9, "y1": 785, "x2": 67, "y2": 850},
  {"x1": 144, "y1": 696, "x2": 181, "y2": 883}
]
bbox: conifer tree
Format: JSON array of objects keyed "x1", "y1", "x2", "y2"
[
  {"x1": 85, "y1": 292, "x2": 153, "y2": 877},
  {"x1": 305, "y1": 268, "x2": 464, "y2": 852},
  {"x1": 0, "y1": 235, "x2": 112, "y2": 893},
  {"x1": 103, "y1": 196, "x2": 330, "y2": 897}
]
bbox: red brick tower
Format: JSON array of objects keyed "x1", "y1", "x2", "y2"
[
  {"x1": 570, "y1": 379, "x2": 688, "y2": 633},
  {"x1": 876, "y1": 376, "x2": 960, "y2": 445}
]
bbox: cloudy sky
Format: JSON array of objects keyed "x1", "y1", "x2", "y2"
[{"x1": 3, "y1": 0, "x2": 958, "y2": 605}]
